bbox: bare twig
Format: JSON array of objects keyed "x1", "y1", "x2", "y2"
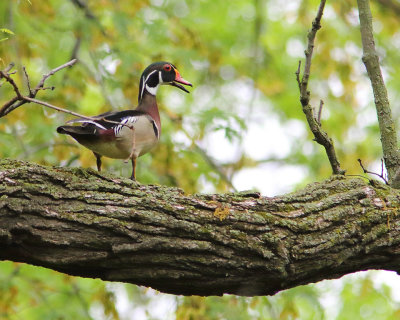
[
  {"x1": 69, "y1": 0, "x2": 107, "y2": 36},
  {"x1": 193, "y1": 143, "x2": 238, "y2": 192},
  {"x1": 0, "y1": 60, "x2": 132, "y2": 130},
  {"x1": 357, "y1": 158, "x2": 388, "y2": 184},
  {"x1": 317, "y1": 100, "x2": 324, "y2": 125},
  {"x1": 357, "y1": 0, "x2": 400, "y2": 186},
  {"x1": 296, "y1": 0, "x2": 345, "y2": 175},
  {"x1": 23, "y1": 66, "x2": 33, "y2": 96},
  {"x1": 33, "y1": 59, "x2": 77, "y2": 93},
  {"x1": 295, "y1": 60, "x2": 302, "y2": 91},
  {"x1": 300, "y1": 1, "x2": 326, "y2": 96},
  {"x1": 381, "y1": 158, "x2": 385, "y2": 180},
  {"x1": 246, "y1": 0, "x2": 265, "y2": 118},
  {"x1": 167, "y1": 115, "x2": 237, "y2": 192},
  {"x1": 375, "y1": 0, "x2": 400, "y2": 15},
  {"x1": 0, "y1": 59, "x2": 78, "y2": 117},
  {"x1": 23, "y1": 97, "x2": 95, "y2": 121},
  {"x1": 41, "y1": 86, "x2": 56, "y2": 91},
  {"x1": 0, "y1": 70, "x2": 23, "y2": 99},
  {"x1": 70, "y1": 36, "x2": 82, "y2": 61},
  {"x1": 11, "y1": 96, "x2": 130, "y2": 128},
  {"x1": 4, "y1": 62, "x2": 15, "y2": 73}
]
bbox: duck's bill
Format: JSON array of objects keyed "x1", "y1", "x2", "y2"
[
  {"x1": 170, "y1": 70, "x2": 193, "y2": 93},
  {"x1": 170, "y1": 80, "x2": 192, "y2": 93}
]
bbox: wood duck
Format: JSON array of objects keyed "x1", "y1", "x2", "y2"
[{"x1": 57, "y1": 61, "x2": 192, "y2": 180}]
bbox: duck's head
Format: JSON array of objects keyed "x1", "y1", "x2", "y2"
[{"x1": 138, "y1": 61, "x2": 192, "y2": 102}]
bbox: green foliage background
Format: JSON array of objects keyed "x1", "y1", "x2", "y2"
[{"x1": 1, "y1": 0, "x2": 400, "y2": 319}]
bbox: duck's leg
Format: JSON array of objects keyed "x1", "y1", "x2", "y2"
[
  {"x1": 94, "y1": 152, "x2": 102, "y2": 172},
  {"x1": 130, "y1": 158, "x2": 137, "y2": 181},
  {"x1": 125, "y1": 126, "x2": 137, "y2": 181}
]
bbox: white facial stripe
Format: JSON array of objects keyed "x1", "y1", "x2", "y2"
[
  {"x1": 159, "y1": 70, "x2": 163, "y2": 84},
  {"x1": 140, "y1": 75, "x2": 146, "y2": 101},
  {"x1": 140, "y1": 70, "x2": 158, "y2": 100},
  {"x1": 145, "y1": 69, "x2": 157, "y2": 83}
]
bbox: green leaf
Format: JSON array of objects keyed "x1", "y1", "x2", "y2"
[{"x1": 0, "y1": 28, "x2": 14, "y2": 35}]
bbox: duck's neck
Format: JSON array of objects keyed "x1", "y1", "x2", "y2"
[{"x1": 136, "y1": 93, "x2": 161, "y2": 135}]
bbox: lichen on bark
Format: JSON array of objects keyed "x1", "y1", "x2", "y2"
[{"x1": 1, "y1": 158, "x2": 400, "y2": 296}]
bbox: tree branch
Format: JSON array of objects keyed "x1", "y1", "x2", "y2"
[
  {"x1": 357, "y1": 0, "x2": 400, "y2": 187},
  {"x1": 0, "y1": 60, "x2": 132, "y2": 128},
  {"x1": 0, "y1": 59, "x2": 78, "y2": 117},
  {"x1": 375, "y1": 0, "x2": 400, "y2": 15},
  {"x1": 1, "y1": 158, "x2": 400, "y2": 296},
  {"x1": 296, "y1": 0, "x2": 345, "y2": 176}
]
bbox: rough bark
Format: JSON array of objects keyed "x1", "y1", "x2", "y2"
[{"x1": 1, "y1": 158, "x2": 400, "y2": 296}]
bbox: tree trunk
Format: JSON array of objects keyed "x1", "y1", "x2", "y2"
[{"x1": 1, "y1": 159, "x2": 399, "y2": 296}]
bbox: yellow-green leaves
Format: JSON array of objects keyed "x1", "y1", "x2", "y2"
[{"x1": 0, "y1": 28, "x2": 14, "y2": 42}]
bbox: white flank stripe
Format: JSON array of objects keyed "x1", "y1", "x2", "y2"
[
  {"x1": 114, "y1": 116, "x2": 137, "y2": 136},
  {"x1": 72, "y1": 120, "x2": 107, "y2": 130}
]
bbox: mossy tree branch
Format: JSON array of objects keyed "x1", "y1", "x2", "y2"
[
  {"x1": 357, "y1": 0, "x2": 400, "y2": 187},
  {"x1": 1, "y1": 159, "x2": 400, "y2": 296}
]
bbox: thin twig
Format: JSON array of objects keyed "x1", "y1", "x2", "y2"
[
  {"x1": 296, "y1": 0, "x2": 345, "y2": 175},
  {"x1": 375, "y1": 0, "x2": 400, "y2": 16},
  {"x1": 193, "y1": 143, "x2": 238, "y2": 192},
  {"x1": 171, "y1": 119, "x2": 237, "y2": 191},
  {"x1": 357, "y1": 158, "x2": 388, "y2": 184},
  {"x1": 295, "y1": 60, "x2": 302, "y2": 91},
  {"x1": 24, "y1": 97, "x2": 130, "y2": 128},
  {"x1": 33, "y1": 59, "x2": 77, "y2": 93},
  {"x1": 246, "y1": 0, "x2": 264, "y2": 118},
  {"x1": 41, "y1": 86, "x2": 55, "y2": 91},
  {"x1": 302, "y1": 1, "x2": 326, "y2": 89},
  {"x1": 70, "y1": 0, "x2": 107, "y2": 36},
  {"x1": 0, "y1": 60, "x2": 132, "y2": 130},
  {"x1": 23, "y1": 97, "x2": 95, "y2": 121},
  {"x1": 23, "y1": 66, "x2": 33, "y2": 96},
  {"x1": 317, "y1": 100, "x2": 324, "y2": 125},
  {"x1": 0, "y1": 70, "x2": 23, "y2": 99},
  {"x1": 0, "y1": 59, "x2": 78, "y2": 117},
  {"x1": 4, "y1": 62, "x2": 15, "y2": 73},
  {"x1": 1, "y1": 98, "x2": 25, "y2": 116},
  {"x1": 299, "y1": 0, "x2": 325, "y2": 101},
  {"x1": 70, "y1": 36, "x2": 81, "y2": 61}
]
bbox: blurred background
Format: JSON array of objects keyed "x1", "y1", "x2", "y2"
[{"x1": 1, "y1": 0, "x2": 400, "y2": 319}]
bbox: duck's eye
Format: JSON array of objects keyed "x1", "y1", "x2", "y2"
[{"x1": 163, "y1": 64, "x2": 172, "y2": 72}]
